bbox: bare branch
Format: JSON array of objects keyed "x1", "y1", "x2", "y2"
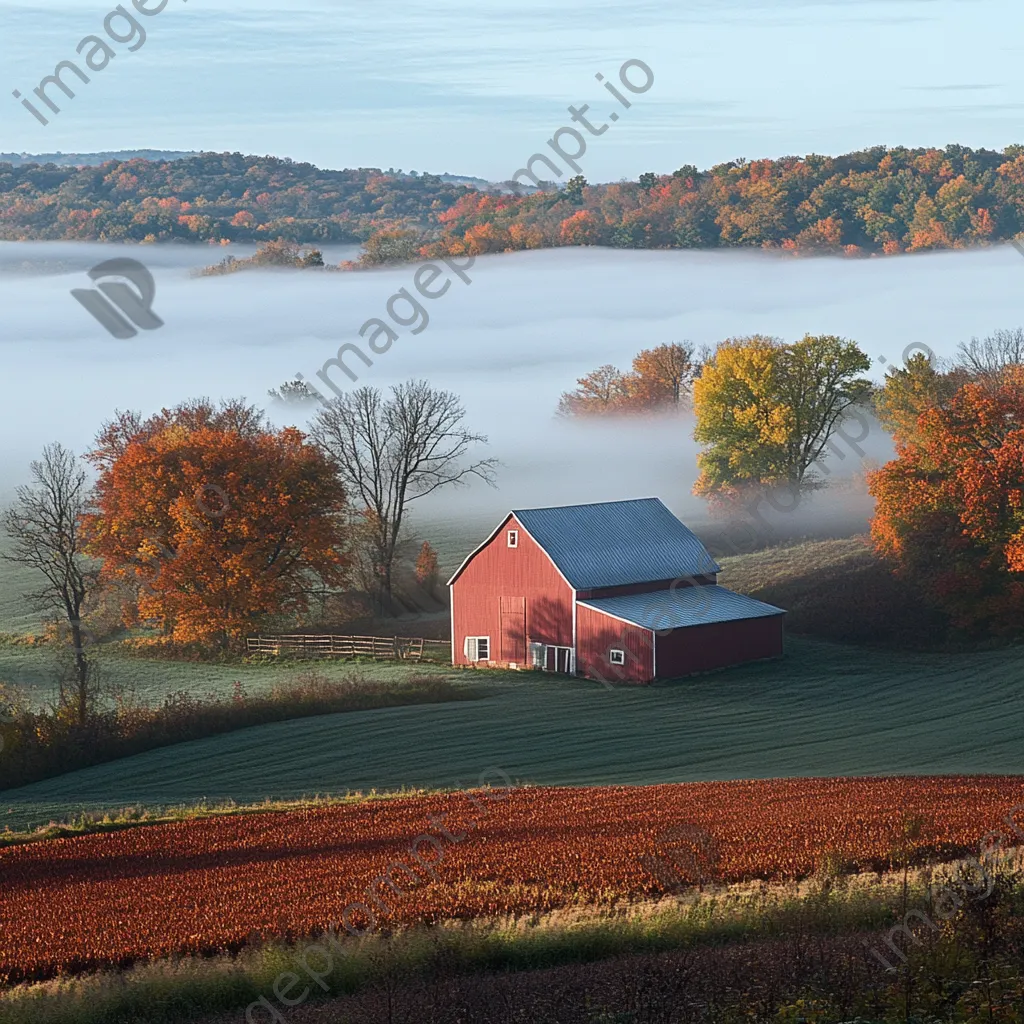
[
  {"x1": 956, "y1": 328, "x2": 1024, "y2": 381},
  {"x1": 311, "y1": 380, "x2": 497, "y2": 610},
  {"x1": 1, "y1": 443, "x2": 97, "y2": 722}
]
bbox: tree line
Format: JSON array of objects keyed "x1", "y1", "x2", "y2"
[
  {"x1": 561, "y1": 328, "x2": 1024, "y2": 639},
  {"x1": 8, "y1": 144, "x2": 1024, "y2": 256},
  {"x1": 0, "y1": 153, "x2": 473, "y2": 244},
  {"x1": 423, "y1": 144, "x2": 1024, "y2": 257}
]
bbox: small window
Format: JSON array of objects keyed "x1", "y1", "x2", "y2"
[
  {"x1": 465, "y1": 636, "x2": 490, "y2": 661},
  {"x1": 609, "y1": 649, "x2": 626, "y2": 665},
  {"x1": 507, "y1": 530, "x2": 518, "y2": 548}
]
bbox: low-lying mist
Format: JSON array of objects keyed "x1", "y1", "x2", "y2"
[{"x1": 1, "y1": 241, "x2": 1019, "y2": 548}]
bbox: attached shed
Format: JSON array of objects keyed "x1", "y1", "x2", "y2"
[
  {"x1": 448, "y1": 497, "x2": 784, "y2": 684},
  {"x1": 577, "y1": 586, "x2": 785, "y2": 680}
]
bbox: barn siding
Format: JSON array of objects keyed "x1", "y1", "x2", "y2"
[
  {"x1": 655, "y1": 614, "x2": 785, "y2": 678},
  {"x1": 451, "y1": 515, "x2": 574, "y2": 668},
  {"x1": 575, "y1": 604, "x2": 654, "y2": 684}
]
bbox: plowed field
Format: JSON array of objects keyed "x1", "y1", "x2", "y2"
[{"x1": 2, "y1": 775, "x2": 1021, "y2": 984}]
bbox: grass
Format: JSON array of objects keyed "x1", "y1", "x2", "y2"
[
  {"x1": 5, "y1": 852, "x2": 1022, "y2": 1024},
  {"x1": 0, "y1": 644, "x2": 458, "y2": 711},
  {"x1": 3, "y1": 633, "x2": 1024, "y2": 833},
  {"x1": 1, "y1": 531, "x2": 1022, "y2": 832},
  {"x1": 0, "y1": 672, "x2": 483, "y2": 791},
  {"x1": 717, "y1": 535, "x2": 951, "y2": 648},
  {"x1": 0, "y1": 861, "x2": 971, "y2": 1024}
]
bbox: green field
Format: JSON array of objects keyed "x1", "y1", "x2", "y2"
[
  {"x1": 0, "y1": 642, "x2": 453, "y2": 710},
  {"x1": 3, "y1": 527, "x2": 1023, "y2": 836},
  {"x1": 4, "y1": 634, "x2": 1023, "y2": 832}
]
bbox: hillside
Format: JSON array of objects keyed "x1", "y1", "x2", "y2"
[
  {"x1": 0, "y1": 153, "x2": 474, "y2": 245},
  {"x1": 5, "y1": 631, "x2": 1024, "y2": 833},
  {"x1": 0, "y1": 151, "x2": 198, "y2": 168},
  {"x1": 717, "y1": 536, "x2": 949, "y2": 648},
  {"x1": 4, "y1": 144, "x2": 1024, "y2": 254}
]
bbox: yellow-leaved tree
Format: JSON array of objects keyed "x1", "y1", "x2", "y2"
[{"x1": 693, "y1": 334, "x2": 871, "y2": 499}]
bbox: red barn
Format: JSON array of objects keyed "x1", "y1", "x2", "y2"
[{"x1": 448, "y1": 497, "x2": 784, "y2": 684}]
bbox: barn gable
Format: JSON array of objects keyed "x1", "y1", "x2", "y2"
[{"x1": 507, "y1": 498, "x2": 719, "y2": 589}]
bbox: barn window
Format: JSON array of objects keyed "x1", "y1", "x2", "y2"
[
  {"x1": 507, "y1": 530, "x2": 518, "y2": 548},
  {"x1": 465, "y1": 636, "x2": 490, "y2": 661},
  {"x1": 609, "y1": 649, "x2": 626, "y2": 665}
]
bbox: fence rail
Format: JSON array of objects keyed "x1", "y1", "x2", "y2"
[{"x1": 245, "y1": 634, "x2": 450, "y2": 662}]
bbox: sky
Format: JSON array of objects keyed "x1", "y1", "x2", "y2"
[
  {"x1": 2, "y1": 0, "x2": 1024, "y2": 180},
  {"x1": 4, "y1": 1, "x2": 1024, "y2": 528}
]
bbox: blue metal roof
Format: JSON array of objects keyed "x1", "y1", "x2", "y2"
[
  {"x1": 512, "y1": 497, "x2": 721, "y2": 590},
  {"x1": 579, "y1": 585, "x2": 784, "y2": 631}
]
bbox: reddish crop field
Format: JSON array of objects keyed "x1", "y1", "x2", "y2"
[{"x1": 2, "y1": 776, "x2": 1022, "y2": 984}]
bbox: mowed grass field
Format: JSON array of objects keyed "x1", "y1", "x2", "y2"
[
  {"x1": 3, "y1": 526, "x2": 1023, "y2": 833},
  {"x1": 0, "y1": 643, "x2": 451, "y2": 709},
  {"x1": 4, "y1": 633, "x2": 1024, "y2": 832}
]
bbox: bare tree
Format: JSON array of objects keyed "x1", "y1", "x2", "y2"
[
  {"x1": 1, "y1": 444, "x2": 96, "y2": 723},
  {"x1": 956, "y1": 328, "x2": 1024, "y2": 381},
  {"x1": 312, "y1": 380, "x2": 497, "y2": 611}
]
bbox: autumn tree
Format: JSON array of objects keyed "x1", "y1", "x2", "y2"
[
  {"x1": 627, "y1": 342, "x2": 697, "y2": 408},
  {"x1": 249, "y1": 240, "x2": 302, "y2": 266},
  {"x1": 311, "y1": 381, "x2": 496, "y2": 612},
  {"x1": 564, "y1": 175, "x2": 588, "y2": 205},
  {"x1": 873, "y1": 351, "x2": 968, "y2": 445},
  {"x1": 359, "y1": 229, "x2": 422, "y2": 266},
  {"x1": 267, "y1": 377, "x2": 319, "y2": 408},
  {"x1": 869, "y1": 367, "x2": 1024, "y2": 635},
  {"x1": 1, "y1": 444, "x2": 96, "y2": 723},
  {"x1": 83, "y1": 400, "x2": 349, "y2": 648},
  {"x1": 692, "y1": 336, "x2": 789, "y2": 493},
  {"x1": 693, "y1": 334, "x2": 871, "y2": 496},
  {"x1": 558, "y1": 344, "x2": 699, "y2": 416},
  {"x1": 415, "y1": 541, "x2": 440, "y2": 593},
  {"x1": 557, "y1": 365, "x2": 630, "y2": 416}
]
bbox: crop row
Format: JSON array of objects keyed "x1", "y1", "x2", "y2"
[{"x1": 1, "y1": 775, "x2": 1021, "y2": 984}]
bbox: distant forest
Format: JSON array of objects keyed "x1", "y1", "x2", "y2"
[
  {"x1": 0, "y1": 153, "x2": 476, "y2": 245},
  {"x1": 0, "y1": 150, "x2": 199, "y2": 167},
  {"x1": 4, "y1": 144, "x2": 1024, "y2": 256}
]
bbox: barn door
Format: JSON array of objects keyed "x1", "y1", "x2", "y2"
[
  {"x1": 558, "y1": 647, "x2": 574, "y2": 674},
  {"x1": 499, "y1": 597, "x2": 526, "y2": 663}
]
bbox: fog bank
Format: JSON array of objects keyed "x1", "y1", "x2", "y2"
[{"x1": 1, "y1": 243, "x2": 1020, "y2": 535}]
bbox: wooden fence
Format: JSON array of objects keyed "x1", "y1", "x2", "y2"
[{"x1": 245, "y1": 634, "x2": 450, "y2": 662}]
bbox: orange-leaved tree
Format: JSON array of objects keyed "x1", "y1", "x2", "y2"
[
  {"x1": 557, "y1": 364, "x2": 631, "y2": 417},
  {"x1": 415, "y1": 541, "x2": 440, "y2": 592},
  {"x1": 868, "y1": 367, "x2": 1024, "y2": 635},
  {"x1": 83, "y1": 399, "x2": 350, "y2": 647},
  {"x1": 628, "y1": 342, "x2": 696, "y2": 408},
  {"x1": 556, "y1": 343, "x2": 697, "y2": 416}
]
